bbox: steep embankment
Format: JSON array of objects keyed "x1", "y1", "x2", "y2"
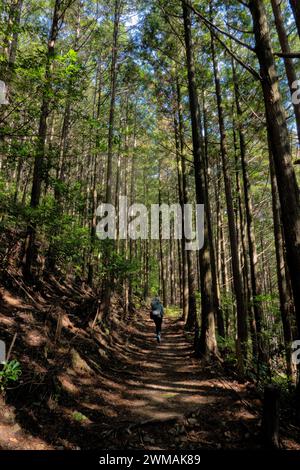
[{"x1": 0, "y1": 277, "x2": 299, "y2": 450}]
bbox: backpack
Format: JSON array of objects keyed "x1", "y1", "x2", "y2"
[
  {"x1": 150, "y1": 299, "x2": 162, "y2": 319},
  {"x1": 152, "y1": 309, "x2": 162, "y2": 318}
]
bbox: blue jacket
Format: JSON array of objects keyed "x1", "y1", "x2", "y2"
[{"x1": 151, "y1": 298, "x2": 164, "y2": 317}]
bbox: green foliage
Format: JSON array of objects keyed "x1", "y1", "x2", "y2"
[
  {"x1": 270, "y1": 374, "x2": 291, "y2": 397},
  {"x1": 72, "y1": 411, "x2": 88, "y2": 422},
  {"x1": 109, "y1": 253, "x2": 140, "y2": 277},
  {"x1": 50, "y1": 222, "x2": 90, "y2": 266},
  {"x1": 0, "y1": 360, "x2": 22, "y2": 392},
  {"x1": 218, "y1": 335, "x2": 237, "y2": 367},
  {"x1": 165, "y1": 306, "x2": 181, "y2": 319},
  {"x1": 0, "y1": 0, "x2": 298, "y2": 390}
]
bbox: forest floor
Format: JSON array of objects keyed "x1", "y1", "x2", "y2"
[{"x1": 0, "y1": 275, "x2": 300, "y2": 450}]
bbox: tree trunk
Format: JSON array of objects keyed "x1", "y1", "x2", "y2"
[
  {"x1": 271, "y1": 0, "x2": 300, "y2": 144},
  {"x1": 105, "y1": 0, "x2": 122, "y2": 206},
  {"x1": 211, "y1": 32, "x2": 247, "y2": 372},
  {"x1": 158, "y1": 164, "x2": 167, "y2": 307},
  {"x1": 262, "y1": 385, "x2": 280, "y2": 449},
  {"x1": 101, "y1": 0, "x2": 122, "y2": 318},
  {"x1": 289, "y1": 0, "x2": 300, "y2": 39},
  {"x1": 269, "y1": 141, "x2": 296, "y2": 382},
  {"x1": 174, "y1": 101, "x2": 189, "y2": 321},
  {"x1": 232, "y1": 60, "x2": 265, "y2": 363},
  {"x1": 174, "y1": 76, "x2": 197, "y2": 327},
  {"x1": 87, "y1": 90, "x2": 101, "y2": 285},
  {"x1": 203, "y1": 91, "x2": 225, "y2": 339},
  {"x1": 182, "y1": 0, "x2": 217, "y2": 358},
  {"x1": 23, "y1": 0, "x2": 66, "y2": 279},
  {"x1": 250, "y1": 0, "x2": 300, "y2": 342},
  {"x1": 1, "y1": 0, "x2": 23, "y2": 95}
]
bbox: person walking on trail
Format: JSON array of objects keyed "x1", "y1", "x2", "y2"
[{"x1": 150, "y1": 296, "x2": 164, "y2": 343}]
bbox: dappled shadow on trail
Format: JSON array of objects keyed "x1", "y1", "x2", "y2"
[
  {"x1": 5, "y1": 304, "x2": 267, "y2": 450},
  {"x1": 6, "y1": 289, "x2": 299, "y2": 450}
]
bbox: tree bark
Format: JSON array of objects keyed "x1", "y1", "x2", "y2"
[
  {"x1": 105, "y1": 0, "x2": 122, "y2": 206},
  {"x1": 101, "y1": 0, "x2": 122, "y2": 318},
  {"x1": 203, "y1": 91, "x2": 225, "y2": 339},
  {"x1": 271, "y1": 0, "x2": 300, "y2": 144},
  {"x1": 173, "y1": 76, "x2": 197, "y2": 328},
  {"x1": 262, "y1": 385, "x2": 280, "y2": 449},
  {"x1": 289, "y1": 0, "x2": 300, "y2": 39},
  {"x1": 211, "y1": 32, "x2": 247, "y2": 372},
  {"x1": 174, "y1": 100, "x2": 189, "y2": 321},
  {"x1": 23, "y1": 0, "x2": 66, "y2": 279},
  {"x1": 249, "y1": 0, "x2": 300, "y2": 343},
  {"x1": 232, "y1": 60, "x2": 266, "y2": 363},
  {"x1": 269, "y1": 141, "x2": 296, "y2": 382},
  {"x1": 182, "y1": 0, "x2": 217, "y2": 358},
  {"x1": 158, "y1": 163, "x2": 167, "y2": 307},
  {"x1": 1, "y1": 0, "x2": 23, "y2": 93}
]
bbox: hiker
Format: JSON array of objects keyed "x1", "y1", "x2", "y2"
[{"x1": 150, "y1": 296, "x2": 164, "y2": 343}]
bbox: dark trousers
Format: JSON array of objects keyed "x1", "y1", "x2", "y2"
[{"x1": 154, "y1": 317, "x2": 162, "y2": 335}]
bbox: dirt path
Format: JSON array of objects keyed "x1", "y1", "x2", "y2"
[
  {"x1": 109, "y1": 313, "x2": 246, "y2": 422},
  {"x1": 3, "y1": 302, "x2": 300, "y2": 450},
  {"x1": 83, "y1": 312, "x2": 263, "y2": 450}
]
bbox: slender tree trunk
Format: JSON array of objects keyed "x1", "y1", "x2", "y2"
[
  {"x1": 169, "y1": 224, "x2": 175, "y2": 305},
  {"x1": 8, "y1": 0, "x2": 23, "y2": 64},
  {"x1": 289, "y1": 0, "x2": 300, "y2": 39},
  {"x1": 182, "y1": 0, "x2": 217, "y2": 358},
  {"x1": 215, "y1": 169, "x2": 229, "y2": 334},
  {"x1": 174, "y1": 76, "x2": 196, "y2": 326},
  {"x1": 232, "y1": 60, "x2": 265, "y2": 362},
  {"x1": 23, "y1": 0, "x2": 66, "y2": 279},
  {"x1": 1, "y1": 0, "x2": 23, "y2": 95},
  {"x1": 158, "y1": 163, "x2": 167, "y2": 307},
  {"x1": 211, "y1": 32, "x2": 247, "y2": 372},
  {"x1": 174, "y1": 103, "x2": 189, "y2": 321},
  {"x1": 269, "y1": 141, "x2": 296, "y2": 382},
  {"x1": 13, "y1": 136, "x2": 25, "y2": 204},
  {"x1": 88, "y1": 85, "x2": 101, "y2": 286},
  {"x1": 46, "y1": 4, "x2": 83, "y2": 274},
  {"x1": 105, "y1": 0, "x2": 122, "y2": 206},
  {"x1": 203, "y1": 91, "x2": 225, "y2": 339},
  {"x1": 128, "y1": 123, "x2": 137, "y2": 311},
  {"x1": 101, "y1": 0, "x2": 122, "y2": 318},
  {"x1": 232, "y1": 118, "x2": 257, "y2": 358},
  {"x1": 127, "y1": 103, "x2": 138, "y2": 310},
  {"x1": 271, "y1": 0, "x2": 300, "y2": 144},
  {"x1": 250, "y1": 0, "x2": 300, "y2": 342}
]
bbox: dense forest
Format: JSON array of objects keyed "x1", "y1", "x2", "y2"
[{"x1": 1, "y1": 0, "x2": 300, "y2": 453}]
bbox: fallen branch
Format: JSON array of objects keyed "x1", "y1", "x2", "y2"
[
  {"x1": 6, "y1": 272, "x2": 39, "y2": 306},
  {"x1": 6, "y1": 333, "x2": 17, "y2": 362}
]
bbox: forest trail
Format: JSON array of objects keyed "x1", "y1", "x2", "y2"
[
  {"x1": 106, "y1": 313, "x2": 252, "y2": 423},
  {"x1": 2, "y1": 0, "x2": 300, "y2": 457},
  {"x1": 91, "y1": 311, "x2": 262, "y2": 450},
  {"x1": 1, "y1": 290, "x2": 299, "y2": 451}
]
